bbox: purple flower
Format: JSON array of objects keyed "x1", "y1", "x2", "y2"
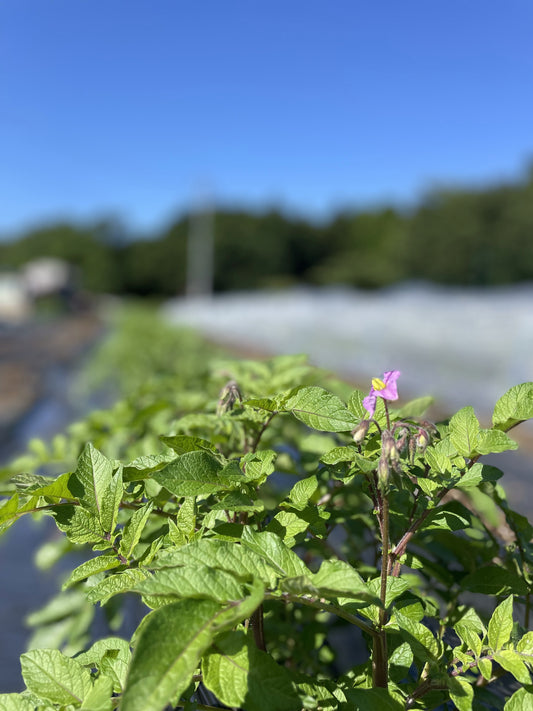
[{"x1": 362, "y1": 370, "x2": 401, "y2": 418}]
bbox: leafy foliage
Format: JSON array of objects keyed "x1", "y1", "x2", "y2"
[{"x1": 1, "y1": 307, "x2": 533, "y2": 710}]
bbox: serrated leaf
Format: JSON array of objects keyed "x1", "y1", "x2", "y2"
[
  {"x1": 488, "y1": 596, "x2": 514, "y2": 650},
  {"x1": 449, "y1": 406, "x2": 480, "y2": 457},
  {"x1": 20, "y1": 649, "x2": 92, "y2": 705},
  {"x1": 494, "y1": 650, "x2": 531, "y2": 684},
  {"x1": 425, "y1": 446, "x2": 453, "y2": 475},
  {"x1": 86, "y1": 569, "x2": 147, "y2": 605},
  {"x1": 153, "y1": 450, "x2": 240, "y2": 497},
  {"x1": 202, "y1": 631, "x2": 299, "y2": 711},
  {"x1": 135, "y1": 566, "x2": 245, "y2": 603},
  {"x1": 241, "y1": 528, "x2": 308, "y2": 578},
  {"x1": 63, "y1": 555, "x2": 121, "y2": 590},
  {"x1": 284, "y1": 386, "x2": 357, "y2": 432},
  {"x1": 493, "y1": 382, "x2": 533, "y2": 431},
  {"x1": 70, "y1": 443, "x2": 114, "y2": 526},
  {"x1": 152, "y1": 539, "x2": 279, "y2": 588},
  {"x1": 119, "y1": 503, "x2": 153, "y2": 559}
]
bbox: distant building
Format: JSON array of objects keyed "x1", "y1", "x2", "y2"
[{"x1": 0, "y1": 272, "x2": 31, "y2": 322}]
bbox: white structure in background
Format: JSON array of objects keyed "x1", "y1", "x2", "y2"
[
  {"x1": 163, "y1": 283, "x2": 533, "y2": 417},
  {"x1": 0, "y1": 258, "x2": 74, "y2": 322},
  {"x1": 0, "y1": 273, "x2": 31, "y2": 322},
  {"x1": 22, "y1": 258, "x2": 72, "y2": 300}
]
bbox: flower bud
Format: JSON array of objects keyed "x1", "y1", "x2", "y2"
[
  {"x1": 377, "y1": 454, "x2": 390, "y2": 489},
  {"x1": 415, "y1": 428, "x2": 430, "y2": 453},
  {"x1": 351, "y1": 420, "x2": 370, "y2": 444},
  {"x1": 381, "y1": 431, "x2": 397, "y2": 459},
  {"x1": 217, "y1": 379, "x2": 242, "y2": 415}
]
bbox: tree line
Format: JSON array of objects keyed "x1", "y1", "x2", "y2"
[{"x1": 1, "y1": 167, "x2": 533, "y2": 295}]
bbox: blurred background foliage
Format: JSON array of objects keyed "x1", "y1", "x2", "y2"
[{"x1": 2, "y1": 168, "x2": 533, "y2": 295}]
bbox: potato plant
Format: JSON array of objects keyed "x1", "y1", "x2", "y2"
[{"x1": 1, "y1": 312, "x2": 533, "y2": 710}]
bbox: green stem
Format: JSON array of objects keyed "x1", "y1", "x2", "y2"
[{"x1": 266, "y1": 592, "x2": 377, "y2": 637}]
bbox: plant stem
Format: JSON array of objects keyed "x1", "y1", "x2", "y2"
[
  {"x1": 266, "y1": 592, "x2": 378, "y2": 637},
  {"x1": 373, "y1": 488, "x2": 389, "y2": 688}
]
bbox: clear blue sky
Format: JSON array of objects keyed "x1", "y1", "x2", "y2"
[{"x1": 1, "y1": 0, "x2": 532, "y2": 238}]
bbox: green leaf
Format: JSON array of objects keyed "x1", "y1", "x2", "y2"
[
  {"x1": 393, "y1": 396, "x2": 434, "y2": 418},
  {"x1": 135, "y1": 566, "x2": 245, "y2": 603},
  {"x1": 0, "y1": 694, "x2": 35, "y2": 711},
  {"x1": 342, "y1": 688, "x2": 404, "y2": 710},
  {"x1": 312, "y1": 559, "x2": 373, "y2": 599},
  {"x1": 202, "y1": 631, "x2": 299, "y2": 711},
  {"x1": 119, "y1": 503, "x2": 153, "y2": 559},
  {"x1": 288, "y1": 475, "x2": 318, "y2": 507},
  {"x1": 63, "y1": 555, "x2": 121, "y2": 590},
  {"x1": 75, "y1": 637, "x2": 131, "y2": 693},
  {"x1": 449, "y1": 406, "x2": 480, "y2": 457},
  {"x1": 422, "y1": 501, "x2": 472, "y2": 531},
  {"x1": 517, "y1": 630, "x2": 533, "y2": 655},
  {"x1": 241, "y1": 450, "x2": 277, "y2": 483},
  {"x1": 488, "y1": 596, "x2": 514, "y2": 650},
  {"x1": 241, "y1": 528, "x2": 308, "y2": 578},
  {"x1": 70, "y1": 443, "x2": 114, "y2": 527},
  {"x1": 475, "y1": 429, "x2": 518, "y2": 455},
  {"x1": 20, "y1": 649, "x2": 92, "y2": 705},
  {"x1": 152, "y1": 538, "x2": 280, "y2": 587},
  {"x1": 320, "y1": 447, "x2": 375, "y2": 473},
  {"x1": 493, "y1": 650, "x2": 531, "y2": 684},
  {"x1": 86, "y1": 569, "x2": 147, "y2": 605},
  {"x1": 266, "y1": 510, "x2": 311, "y2": 546},
  {"x1": 454, "y1": 621, "x2": 482, "y2": 657},
  {"x1": 153, "y1": 450, "x2": 240, "y2": 496},
  {"x1": 493, "y1": 382, "x2": 533, "y2": 431},
  {"x1": 159, "y1": 434, "x2": 219, "y2": 455},
  {"x1": 80, "y1": 675, "x2": 113, "y2": 711},
  {"x1": 53, "y1": 505, "x2": 107, "y2": 545},
  {"x1": 122, "y1": 452, "x2": 177, "y2": 481},
  {"x1": 504, "y1": 687, "x2": 533, "y2": 711},
  {"x1": 462, "y1": 566, "x2": 527, "y2": 595},
  {"x1": 100, "y1": 466, "x2": 122, "y2": 535},
  {"x1": 394, "y1": 610, "x2": 440, "y2": 659},
  {"x1": 284, "y1": 386, "x2": 357, "y2": 432},
  {"x1": 122, "y1": 587, "x2": 264, "y2": 711},
  {"x1": 478, "y1": 656, "x2": 492, "y2": 681},
  {"x1": 448, "y1": 677, "x2": 473, "y2": 711}
]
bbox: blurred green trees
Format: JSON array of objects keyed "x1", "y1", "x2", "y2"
[{"x1": 1, "y1": 167, "x2": 533, "y2": 294}]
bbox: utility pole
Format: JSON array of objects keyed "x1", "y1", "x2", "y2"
[{"x1": 185, "y1": 192, "x2": 214, "y2": 298}]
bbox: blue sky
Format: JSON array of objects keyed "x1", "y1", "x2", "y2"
[{"x1": 1, "y1": 1, "x2": 532, "y2": 237}]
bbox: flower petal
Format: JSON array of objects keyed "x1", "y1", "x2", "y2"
[
  {"x1": 380, "y1": 370, "x2": 401, "y2": 401},
  {"x1": 363, "y1": 392, "x2": 377, "y2": 417}
]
